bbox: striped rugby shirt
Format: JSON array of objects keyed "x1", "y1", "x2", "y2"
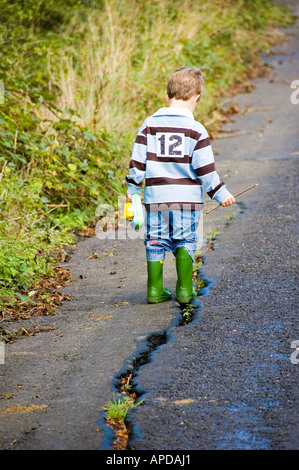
[{"x1": 126, "y1": 107, "x2": 230, "y2": 210}]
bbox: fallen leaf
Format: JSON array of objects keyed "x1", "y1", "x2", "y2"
[
  {"x1": 172, "y1": 399, "x2": 195, "y2": 405},
  {"x1": 230, "y1": 105, "x2": 239, "y2": 113},
  {"x1": 0, "y1": 393, "x2": 16, "y2": 399},
  {"x1": 79, "y1": 227, "x2": 95, "y2": 237},
  {"x1": 88, "y1": 252, "x2": 102, "y2": 259},
  {"x1": 1, "y1": 405, "x2": 48, "y2": 414}
]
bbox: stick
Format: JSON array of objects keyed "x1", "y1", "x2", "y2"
[{"x1": 204, "y1": 183, "x2": 259, "y2": 215}]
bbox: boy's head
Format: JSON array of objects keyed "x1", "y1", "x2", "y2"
[{"x1": 166, "y1": 67, "x2": 205, "y2": 102}]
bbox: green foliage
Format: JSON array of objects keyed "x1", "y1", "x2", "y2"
[
  {"x1": 103, "y1": 395, "x2": 142, "y2": 421},
  {"x1": 0, "y1": 87, "x2": 124, "y2": 299},
  {"x1": 181, "y1": 303, "x2": 197, "y2": 324}
]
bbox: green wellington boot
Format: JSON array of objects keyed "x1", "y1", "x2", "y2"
[
  {"x1": 176, "y1": 247, "x2": 197, "y2": 304},
  {"x1": 147, "y1": 260, "x2": 172, "y2": 304}
]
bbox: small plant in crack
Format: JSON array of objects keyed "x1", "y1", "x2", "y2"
[
  {"x1": 120, "y1": 373, "x2": 134, "y2": 394},
  {"x1": 209, "y1": 229, "x2": 221, "y2": 239},
  {"x1": 193, "y1": 251, "x2": 207, "y2": 292},
  {"x1": 181, "y1": 304, "x2": 197, "y2": 324},
  {"x1": 102, "y1": 392, "x2": 143, "y2": 450},
  {"x1": 194, "y1": 277, "x2": 207, "y2": 290},
  {"x1": 205, "y1": 229, "x2": 221, "y2": 251},
  {"x1": 103, "y1": 395, "x2": 140, "y2": 422},
  {"x1": 225, "y1": 212, "x2": 237, "y2": 221}
]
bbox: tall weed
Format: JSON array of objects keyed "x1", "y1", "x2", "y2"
[{"x1": 49, "y1": 0, "x2": 292, "y2": 137}]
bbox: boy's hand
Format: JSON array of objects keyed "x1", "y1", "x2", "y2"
[
  {"x1": 126, "y1": 194, "x2": 131, "y2": 203},
  {"x1": 221, "y1": 194, "x2": 235, "y2": 207}
]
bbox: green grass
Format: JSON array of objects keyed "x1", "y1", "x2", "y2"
[{"x1": 103, "y1": 395, "x2": 142, "y2": 421}]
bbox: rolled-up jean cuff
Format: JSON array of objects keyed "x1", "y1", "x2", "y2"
[
  {"x1": 145, "y1": 239, "x2": 197, "y2": 262},
  {"x1": 146, "y1": 248, "x2": 165, "y2": 261}
]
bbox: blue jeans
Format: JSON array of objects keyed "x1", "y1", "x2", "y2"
[{"x1": 145, "y1": 209, "x2": 200, "y2": 262}]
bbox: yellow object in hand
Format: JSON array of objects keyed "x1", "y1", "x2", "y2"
[
  {"x1": 124, "y1": 194, "x2": 144, "y2": 230},
  {"x1": 124, "y1": 202, "x2": 134, "y2": 220}
]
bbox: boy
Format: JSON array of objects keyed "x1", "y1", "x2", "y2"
[{"x1": 126, "y1": 67, "x2": 235, "y2": 304}]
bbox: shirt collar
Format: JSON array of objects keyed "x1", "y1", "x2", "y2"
[{"x1": 152, "y1": 107, "x2": 194, "y2": 119}]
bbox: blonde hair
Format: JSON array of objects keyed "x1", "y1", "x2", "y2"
[{"x1": 167, "y1": 67, "x2": 205, "y2": 101}]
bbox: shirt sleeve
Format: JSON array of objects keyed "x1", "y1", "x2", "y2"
[
  {"x1": 191, "y1": 124, "x2": 230, "y2": 203},
  {"x1": 126, "y1": 121, "x2": 147, "y2": 196}
]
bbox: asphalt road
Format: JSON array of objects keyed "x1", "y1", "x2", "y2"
[
  {"x1": 0, "y1": 0, "x2": 298, "y2": 452},
  {"x1": 129, "y1": 2, "x2": 299, "y2": 450}
]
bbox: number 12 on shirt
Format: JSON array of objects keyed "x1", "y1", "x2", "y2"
[{"x1": 156, "y1": 132, "x2": 185, "y2": 158}]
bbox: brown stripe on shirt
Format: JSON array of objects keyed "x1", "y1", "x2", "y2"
[
  {"x1": 126, "y1": 176, "x2": 143, "y2": 187},
  {"x1": 147, "y1": 152, "x2": 191, "y2": 164},
  {"x1": 194, "y1": 137, "x2": 211, "y2": 151},
  {"x1": 145, "y1": 177, "x2": 202, "y2": 187},
  {"x1": 129, "y1": 159, "x2": 146, "y2": 171},
  {"x1": 207, "y1": 182, "x2": 225, "y2": 198},
  {"x1": 194, "y1": 162, "x2": 216, "y2": 177},
  {"x1": 135, "y1": 134, "x2": 147, "y2": 146},
  {"x1": 145, "y1": 126, "x2": 201, "y2": 141}
]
